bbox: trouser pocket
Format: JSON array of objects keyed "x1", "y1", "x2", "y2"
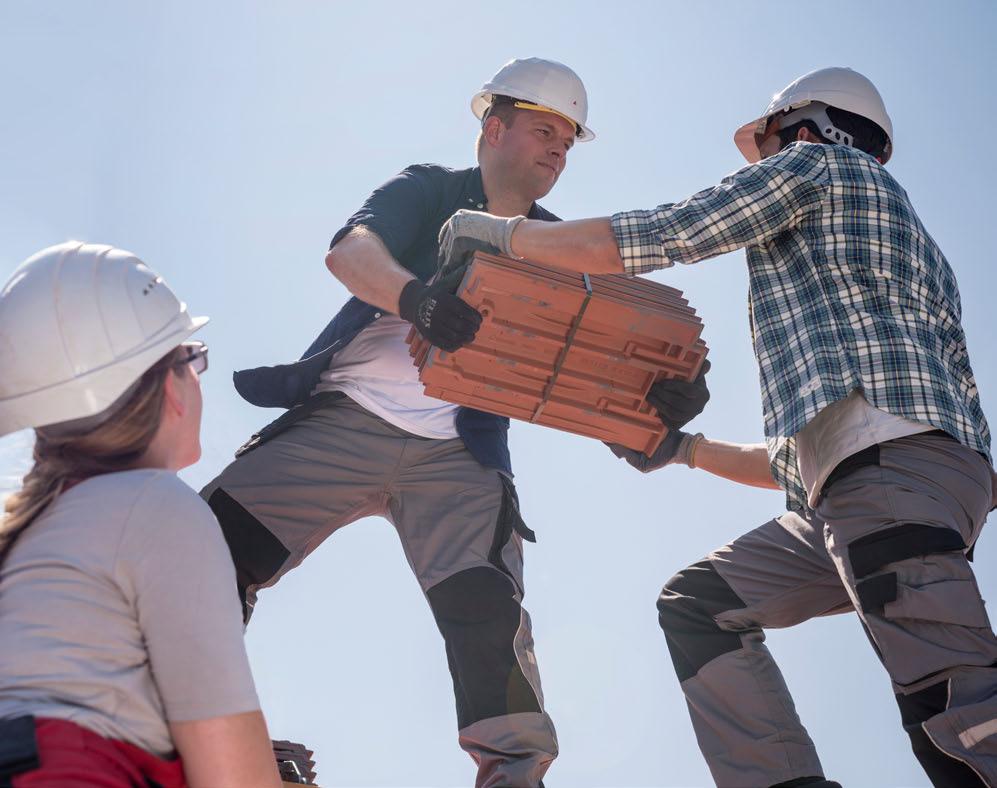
[
  {"x1": 896, "y1": 674, "x2": 995, "y2": 787},
  {"x1": 850, "y1": 524, "x2": 989, "y2": 627},
  {"x1": 847, "y1": 523, "x2": 997, "y2": 689},
  {"x1": 235, "y1": 390, "x2": 345, "y2": 457},
  {"x1": 487, "y1": 476, "x2": 535, "y2": 594}
]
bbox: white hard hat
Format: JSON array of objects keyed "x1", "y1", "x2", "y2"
[
  {"x1": 734, "y1": 67, "x2": 893, "y2": 164},
  {"x1": 472, "y1": 57, "x2": 594, "y2": 142},
  {"x1": 0, "y1": 241, "x2": 208, "y2": 437}
]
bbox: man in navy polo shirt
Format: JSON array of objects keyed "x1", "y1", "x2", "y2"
[{"x1": 200, "y1": 58, "x2": 592, "y2": 787}]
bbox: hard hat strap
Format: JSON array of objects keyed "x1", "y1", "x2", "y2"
[{"x1": 776, "y1": 103, "x2": 854, "y2": 149}]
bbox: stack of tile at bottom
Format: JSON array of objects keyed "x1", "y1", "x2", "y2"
[
  {"x1": 274, "y1": 739, "x2": 318, "y2": 786},
  {"x1": 408, "y1": 251, "x2": 708, "y2": 455}
]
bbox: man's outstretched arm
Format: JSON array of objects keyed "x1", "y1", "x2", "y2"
[
  {"x1": 607, "y1": 364, "x2": 778, "y2": 490},
  {"x1": 692, "y1": 438, "x2": 779, "y2": 489},
  {"x1": 511, "y1": 217, "x2": 624, "y2": 274},
  {"x1": 611, "y1": 431, "x2": 779, "y2": 490},
  {"x1": 439, "y1": 145, "x2": 828, "y2": 276}
]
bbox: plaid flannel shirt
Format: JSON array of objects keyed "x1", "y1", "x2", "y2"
[{"x1": 611, "y1": 141, "x2": 991, "y2": 510}]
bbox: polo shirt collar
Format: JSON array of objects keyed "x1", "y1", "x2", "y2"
[{"x1": 468, "y1": 166, "x2": 545, "y2": 218}]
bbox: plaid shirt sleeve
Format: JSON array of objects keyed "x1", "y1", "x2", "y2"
[{"x1": 611, "y1": 145, "x2": 831, "y2": 275}]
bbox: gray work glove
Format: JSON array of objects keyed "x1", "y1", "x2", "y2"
[
  {"x1": 607, "y1": 430, "x2": 704, "y2": 473},
  {"x1": 398, "y1": 267, "x2": 482, "y2": 352},
  {"x1": 437, "y1": 210, "x2": 526, "y2": 277},
  {"x1": 647, "y1": 359, "x2": 711, "y2": 431}
]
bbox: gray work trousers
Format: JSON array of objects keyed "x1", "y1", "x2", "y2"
[
  {"x1": 200, "y1": 395, "x2": 557, "y2": 788},
  {"x1": 658, "y1": 432, "x2": 997, "y2": 788}
]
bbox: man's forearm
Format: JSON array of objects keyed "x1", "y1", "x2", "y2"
[
  {"x1": 325, "y1": 228, "x2": 416, "y2": 313},
  {"x1": 510, "y1": 217, "x2": 625, "y2": 274},
  {"x1": 693, "y1": 438, "x2": 779, "y2": 490}
]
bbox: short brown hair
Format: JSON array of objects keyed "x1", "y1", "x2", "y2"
[
  {"x1": 483, "y1": 95, "x2": 522, "y2": 130},
  {"x1": 476, "y1": 95, "x2": 523, "y2": 157}
]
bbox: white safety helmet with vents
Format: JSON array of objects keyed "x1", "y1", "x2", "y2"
[
  {"x1": 472, "y1": 57, "x2": 594, "y2": 142},
  {"x1": 0, "y1": 241, "x2": 208, "y2": 437},
  {"x1": 734, "y1": 67, "x2": 893, "y2": 164}
]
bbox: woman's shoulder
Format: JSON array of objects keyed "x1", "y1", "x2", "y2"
[{"x1": 70, "y1": 470, "x2": 216, "y2": 532}]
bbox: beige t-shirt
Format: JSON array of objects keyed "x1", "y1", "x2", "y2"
[
  {"x1": 0, "y1": 469, "x2": 260, "y2": 757},
  {"x1": 795, "y1": 390, "x2": 933, "y2": 507}
]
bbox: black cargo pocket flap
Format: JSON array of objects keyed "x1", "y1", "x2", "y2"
[{"x1": 499, "y1": 476, "x2": 535, "y2": 543}]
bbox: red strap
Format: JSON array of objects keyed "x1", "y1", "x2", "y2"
[{"x1": 12, "y1": 718, "x2": 187, "y2": 788}]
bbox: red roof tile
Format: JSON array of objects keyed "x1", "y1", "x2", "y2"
[{"x1": 408, "y1": 252, "x2": 708, "y2": 454}]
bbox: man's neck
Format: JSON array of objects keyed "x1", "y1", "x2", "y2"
[{"x1": 480, "y1": 167, "x2": 535, "y2": 218}]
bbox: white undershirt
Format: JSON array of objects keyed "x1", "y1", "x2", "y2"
[
  {"x1": 312, "y1": 315, "x2": 459, "y2": 439},
  {"x1": 796, "y1": 389, "x2": 933, "y2": 507}
]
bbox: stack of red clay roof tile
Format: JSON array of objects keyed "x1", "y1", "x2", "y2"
[{"x1": 407, "y1": 251, "x2": 708, "y2": 455}]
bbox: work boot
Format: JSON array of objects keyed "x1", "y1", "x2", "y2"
[{"x1": 771, "y1": 778, "x2": 842, "y2": 788}]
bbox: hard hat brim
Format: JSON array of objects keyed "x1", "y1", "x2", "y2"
[
  {"x1": 471, "y1": 91, "x2": 595, "y2": 142},
  {"x1": 0, "y1": 315, "x2": 209, "y2": 438},
  {"x1": 734, "y1": 118, "x2": 764, "y2": 164}
]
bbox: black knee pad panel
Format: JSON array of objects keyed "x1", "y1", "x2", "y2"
[
  {"x1": 895, "y1": 680, "x2": 987, "y2": 787},
  {"x1": 427, "y1": 566, "x2": 541, "y2": 729},
  {"x1": 657, "y1": 559, "x2": 747, "y2": 682},
  {"x1": 206, "y1": 488, "x2": 290, "y2": 622}
]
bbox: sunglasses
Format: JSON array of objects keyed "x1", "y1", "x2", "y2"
[{"x1": 174, "y1": 340, "x2": 209, "y2": 375}]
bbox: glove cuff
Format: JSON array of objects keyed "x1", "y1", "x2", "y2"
[
  {"x1": 397, "y1": 279, "x2": 426, "y2": 324},
  {"x1": 674, "y1": 432, "x2": 705, "y2": 467},
  {"x1": 502, "y1": 215, "x2": 528, "y2": 259}
]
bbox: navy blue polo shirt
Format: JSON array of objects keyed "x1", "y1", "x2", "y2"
[{"x1": 232, "y1": 164, "x2": 559, "y2": 476}]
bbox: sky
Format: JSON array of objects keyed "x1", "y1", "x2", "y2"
[{"x1": 1, "y1": 1, "x2": 996, "y2": 786}]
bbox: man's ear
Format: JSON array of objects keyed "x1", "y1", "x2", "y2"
[
  {"x1": 481, "y1": 114, "x2": 505, "y2": 148},
  {"x1": 797, "y1": 126, "x2": 821, "y2": 143}
]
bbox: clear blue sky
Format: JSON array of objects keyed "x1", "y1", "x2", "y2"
[{"x1": 2, "y1": 2, "x2": 995, "y2": 786}]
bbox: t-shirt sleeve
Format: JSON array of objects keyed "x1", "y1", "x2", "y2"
[
  {"x1": 114, "y1": 475, "x2": 260, "y2": 722},
  {"x1": 328, "y1": 165, "x2": 437, "y2": 264}
]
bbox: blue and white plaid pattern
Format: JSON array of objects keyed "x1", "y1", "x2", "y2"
[{"x1": 612, "y1": 142, "x2": 991, "y2": 509}]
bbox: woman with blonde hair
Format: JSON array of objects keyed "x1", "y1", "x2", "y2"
[{"x1": 0, "y1": 242, "x2": 280, "y2": 787}]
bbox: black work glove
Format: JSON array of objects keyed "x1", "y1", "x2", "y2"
[
  {"x1": 606, "y1": 429, "x2": 702, "y2": 473},
  {"x1": 398, "y1": 268, "x2": 482, "y2": 352},
  {"x1": 647, "y1": 359, "x2": 711, "y2": 430}
]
